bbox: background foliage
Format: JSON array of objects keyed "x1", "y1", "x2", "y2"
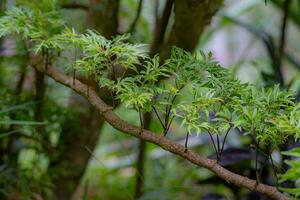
[{"x1": 0, "y1": 0, "x2": 300, "y2": 200}]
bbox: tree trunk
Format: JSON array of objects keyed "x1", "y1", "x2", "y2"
[
  {"x1": 87, "y1": 0, "x2": 119, "y2": 38},
  {"x1": 134, "y1": 112, "x2": 151, "y2": 199},
  {"x1": 51, "y1": 96, "x2": 105, "y2": 200},
  {"x1": 160, "y1": 0, "x2": 223, "y2": 60}
]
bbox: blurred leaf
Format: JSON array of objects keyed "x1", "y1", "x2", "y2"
[
  {"x1": 0, "y1": 120, "x2": 47, "y2": 125},
  {"x1": 0, "y1": 101, "x2": 36, "y2": 114},
  {"x1": 282, "y1": 147, "x2": 300, "y2": 157},
  {"x1": 0, "y1": 130, "x2": 19, "y2": 139}
]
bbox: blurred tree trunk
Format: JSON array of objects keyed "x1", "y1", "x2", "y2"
[
  {"x1": 134, "y1": 113, "x2": 151, "y2": 199},
  {"x1": 87, "y1": 0, "x2": 119, "y2": 38},
  {"x1": 160, "y1": 0, "x2": 223, "y2": 60},
  {"x1": 51, "y1": 1, "x2": 119, "y2": 199},
  {"x1": 51, "y1": 102, "x2": 105, "y2": 200}
]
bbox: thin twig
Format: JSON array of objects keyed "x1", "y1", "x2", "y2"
[
  {"x1": 152, "y1": 105, "x2": 166, "y2": 130},
  {"x1": 165, "y1": 115, "x2": 174, "y2": 135},
  {"x1": 138, "y1": 108, "x2": 144, "y2": 134},
  {"x1": 216, "y1": 134, "x2": 220, "y2": 154},
  {"x1": 128, "y1": 0, "x2": 144, "y2": 33},
  {"x1": 219, "y1": 125, "x2": 232, "y2": 159},
  {"x1": 149, "y1": 0, "x2": 174, "y2": 56},
  {"x1": 164, "y1": 87, "x2": 183, "y2": 136}
]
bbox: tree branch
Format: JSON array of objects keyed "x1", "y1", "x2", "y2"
[
  {"x1": 30, "y1": 63, "x2": 288, "y2": 200},
  {"x1": 61, "y1": 3, "x2": 89, "y2": 11}
]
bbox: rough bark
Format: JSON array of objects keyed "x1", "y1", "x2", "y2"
[
  {"x1": 160, "y1": 0, "x2": 224, "y2": 60},
  {"x1": 30, "y1": 63, "x2": 289, "y2": 200}
]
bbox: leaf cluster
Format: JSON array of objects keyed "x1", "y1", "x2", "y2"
[
  {"x1": 0, "y1": 0, "x2": 64, "y2": 54},
  {"x1": 1, "y1": 5, "x2": 300, "y2": 150}
]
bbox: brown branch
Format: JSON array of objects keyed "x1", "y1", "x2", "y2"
[
  {"x1": 30, "y1": 63, "x2": 288, "y2": 200},
  {"x1": 61, "y1": 3, "x2": 89, "y2": 11}
]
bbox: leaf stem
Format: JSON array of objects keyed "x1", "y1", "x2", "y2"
[
  {"x1": 219, "y1": 125, "x2": 232, "y2": 159},
  {"x1": 216, "y1": 134, "x2": 220, "y2": 154},
  {"x1": 163, "y1": 86, "x2": 183, "y2": 136},
  {"x1": 208, "y1": 131, "x2": 219, "y2": 160},
  {"x1": 152, "y1": 105, "x2": 165, "y2": 130},
  {"x1": 165, "y1": 115, "x2": 175, "y2": 135}
]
